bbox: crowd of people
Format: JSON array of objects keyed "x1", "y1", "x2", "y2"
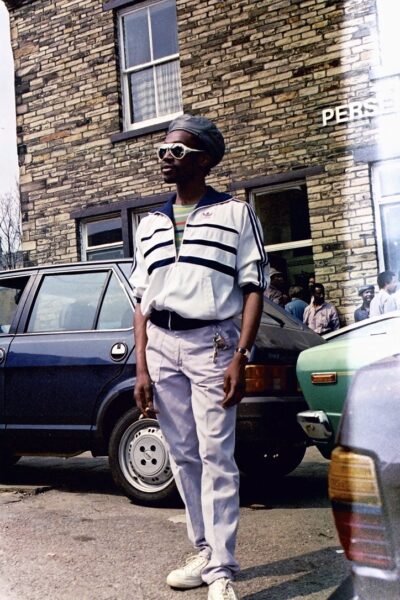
[
  {"x1": 264, "y1": 268, "x2": 400, "y2": 335},
  {"x1": 264, "y1": 268, "x2": 340, "y2": 334}
]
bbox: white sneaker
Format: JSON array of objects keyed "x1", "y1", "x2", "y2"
[
  {"x1": 166, "y1": 553, "x2": 209, "y2": 589},
  {"x1": 208, "y1": 578, "x2": 239, "y2": 600}
]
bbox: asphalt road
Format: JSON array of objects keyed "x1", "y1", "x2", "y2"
[{"x1": 0, "y1": 447, "x2": 349, "y2": 600}]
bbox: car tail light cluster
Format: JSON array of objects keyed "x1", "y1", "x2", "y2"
[
  {"x1": 329, "y1": 447, "x2": 394, "y2": 569},
  {"x1": 245, "y1": 364, "x2": 297, "y2": 394}
]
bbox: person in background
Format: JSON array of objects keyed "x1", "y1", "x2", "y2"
[
  {"x1": 303, "y1": 283, "x2": 340, "y2": 334},
  {"x1": 354, "y1": 285, "x2": 374, "y2": 322},
  {"x1": 131, "y1": 114, "x2": 268, "y2": 600},
  {"x1": 369, "y1": 270, "x2": 397, "y2": 317},
  {"x1": 285, "y1": 285, "x2": 307, "y2": 321},
  {"x1": 307, "y1": 273, "x2": 315, "y2": 303},
  {"x1": 392, "y1": 272, "x2": 400, "y2": 311},
  {"x1": 264, "y1": 268, "x2": 288, "y2": 306}
]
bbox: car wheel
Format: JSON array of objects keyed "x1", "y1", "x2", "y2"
[
  {"x1": 237, "y1": 442, "x2": 306, "y2": 479},
  {"x1": 108, "y1": 408, "x2": 178, "y2": 506}
]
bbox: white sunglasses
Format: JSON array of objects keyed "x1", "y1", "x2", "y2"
[{"x1": 157, "y1": 143, "x2": 203, "y2": 161}]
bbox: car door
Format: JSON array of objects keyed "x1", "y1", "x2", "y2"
[
  {"x1": 4, "y1": 266, "x2": 134, "y2": 452},
  {"x1": 0, "y1": 273, "x2": 34, "y2": 435}
]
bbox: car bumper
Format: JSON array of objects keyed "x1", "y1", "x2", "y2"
[
  {"x1": 297, "y1": 409, "x2": 334, "y2": 441},
  {"x1": 237, "y1": 395, "x2": 309, "y2": 444}
]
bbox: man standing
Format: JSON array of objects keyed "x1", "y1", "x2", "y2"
[
  {"x1": 264, "y1": 268, "x2": 288, "y2": 306},
  {"x1": 285, "y1": 285, "x2": 308, "y2": 321},
  {"x1": 303, "y1": 283, "x2": 340, "y2": 334},
  {"x1": 354, "y1": 284, "x2": 374, "y2": 322},
  {"x1": 369, "y1": 270, "x2": 397, "y2": 317},
  {"x1": 130, "y1": 114, "x2": 268, "y2": 600}
]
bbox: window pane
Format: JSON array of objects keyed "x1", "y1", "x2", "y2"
[
  {"x1": 87, "y1": 247, "x2": 125, "y2": 261},
  {"x1": 97, "y1": 274, "x2": 133, "y2": 330},
  {"x1": 254, "y1": 185, "x2": 311, "y2": 246},
  {"x1": 151, "y1": 0, "x2": 179, "y2": 60},
  {"x1": 0, "y1": 277, "x2": 29, "y2": 334},
  {"x1": 130, "y1": 68, "x2": 156, "y2": 122},
  {"x1": 123, "y1": 10, "x2": 150, "y2": 68},
  {"x1": 381, "y1": 202, "x2": 400, "y2": 276},
  {"x1": 378, "y1": 162, "x2": 400, "y2": 197},
  {"x1": 27, "y1": 273, "x2": 107, "y2": 333},
  {"x1": 87, "y1": 217, "x2": 122, "y2": 248},
  {"x1": 156, "y1": 60, "x2": 182, "y2": 116}
]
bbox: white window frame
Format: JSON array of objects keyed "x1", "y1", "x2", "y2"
[
  {"x1": 118, "y1": 0, "x2": 183, "y2": 131},
  {"x1": 81, "y1": 215, "x2": 124, "y2": 261},
  {"x1": 371, "y1": 159, "x2": 400, "y2": 271}
]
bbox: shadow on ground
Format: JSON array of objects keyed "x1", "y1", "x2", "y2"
[
  {"x1": 1, "y1": 449, "x2": 330, "y2": 510},
  {"x1": 238, "y1": 547, "x2": 349, "y2": 599}
]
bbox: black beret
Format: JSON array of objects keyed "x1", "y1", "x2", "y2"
[
  {"x1": 168, "y1": 114, "x2": 225, "y2": 167},
  {"x1": 358, "y1": 285, "x2": 374, "y2": 296}
]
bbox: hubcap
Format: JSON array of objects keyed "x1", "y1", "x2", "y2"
[{"x1": 118, "y1": 419, "x2": 173, "y2": 493}]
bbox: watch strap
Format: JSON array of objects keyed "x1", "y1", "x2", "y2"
[{"x1": 235, "y1": 346, "x2": 251, "y2": 360}]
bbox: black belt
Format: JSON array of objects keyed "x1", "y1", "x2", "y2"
[{"x1": 150, "y1": 310, "x2": 218, "y2": 331}]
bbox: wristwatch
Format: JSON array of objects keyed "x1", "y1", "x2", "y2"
[{"x1": 235, "y1": 346, "x2": 251, "y2": 361}]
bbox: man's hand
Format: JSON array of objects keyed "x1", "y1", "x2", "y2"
[
  {"x1": 134, "y1": 371, "x2": 158, "y2": 417},
  {"x1": 222, "y1": 353, "x2": 247, "y2": 408}
]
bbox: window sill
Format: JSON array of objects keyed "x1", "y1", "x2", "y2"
[{"x1": 111, "y1": 121, "x2": 172, "y2": 144}]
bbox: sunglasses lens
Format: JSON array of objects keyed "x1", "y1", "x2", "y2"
[
  {"x1": 158, "y1": 147, "x2": 167, "y2": 159},
  {"x1": 171, "y1": 144, "x2": 185, "y2": 159}
]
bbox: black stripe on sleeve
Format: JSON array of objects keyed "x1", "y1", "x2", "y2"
[
  {"x1": 178, "y1": 256, "x2": 236, "y2": 278},
  {"x1": 245, "y1": 204, "x2": 268, "y2": 288},
  {"x1": 182, "y1": 239, "x2": 237, "y2": 255},
  {"x1": 148, "y1": 257, "x2": 176, "y2": 275},
  {"x1": 141, "y1": 227, "x2": 172, "y2": 242},
  {"x1": 143, "y1": 239, "x2": 174, "y2": 258}
]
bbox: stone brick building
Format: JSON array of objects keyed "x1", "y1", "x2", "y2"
[{"x1": 5, "y1": 0, "x2": 400, "y2": 324}]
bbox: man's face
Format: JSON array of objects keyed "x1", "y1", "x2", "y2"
[
  {"x1": 271, "y1": 274, "x2": 284, "y2": 290},
  {"x1": 388, "y1": 276, "x2": 398, "y2": 294},
  {"x1": 159, "y1": 130, "x2": 208, "y2": 185},
  {"x1": 361, "y1": 289, "x2": 374, "y2": 305},
  {"x1": 313, "y1": 286, "x2": 325, "y2": 305}
]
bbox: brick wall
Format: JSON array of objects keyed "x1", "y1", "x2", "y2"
[{"x1": 7, "y1": 0, "x2": 382, "y2": 323}]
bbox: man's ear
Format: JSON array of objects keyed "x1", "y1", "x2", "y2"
[{"x1": 198, "y1": 153, "x2": 213, "y2": 172}]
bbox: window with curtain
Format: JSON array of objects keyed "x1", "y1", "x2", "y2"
[{"x1": 118, "y1": 0, "x2": 183, "y2": 130}]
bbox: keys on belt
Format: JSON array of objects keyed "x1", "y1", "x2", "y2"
[{"x1": 212, "y1": 332, "x2": 229, "y2": 363}]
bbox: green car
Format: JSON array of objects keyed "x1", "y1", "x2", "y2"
[{"x1": 296, "y1": 312, "x2": 400, "y2": 458}]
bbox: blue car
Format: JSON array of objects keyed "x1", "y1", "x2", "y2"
[{"x1": 0, "y1": 260, "x2": 321, "y2": 505}]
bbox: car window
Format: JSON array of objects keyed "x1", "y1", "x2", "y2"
[
  {"x1": 27, "y1": 272, "x2": 108, "y2": 333},
  {"x1": 0, "y1": 276, "x2": 30, "y2": 334},
  {"x1": 97, "y1": 273, "x2": 133, "y2": 330}
]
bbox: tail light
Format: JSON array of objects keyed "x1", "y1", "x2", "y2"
[
  {"x1": 329, "y1": 447, "x2": 394, "y2": 569},
  {"x1": 245, "y1": 364, "x2": 297, "y2": 394}
]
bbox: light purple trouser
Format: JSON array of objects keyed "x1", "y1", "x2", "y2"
[{"x1": 146, "y1": 319, "x2": 240, "y2": 584}]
